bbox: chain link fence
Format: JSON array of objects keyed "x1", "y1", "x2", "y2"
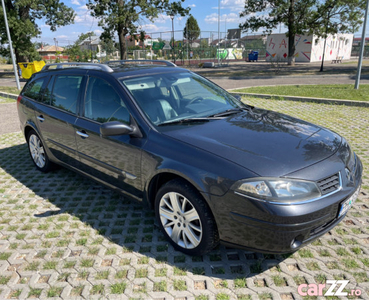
[
  {"x1": 126, "y1": 30, "x2": 266, "y2": 66},
  {"x1": 351, "y1": 44, "x2": 369, "y2": 57}
]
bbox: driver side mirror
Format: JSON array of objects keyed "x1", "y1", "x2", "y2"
[{"x1": 100, "y1": 120, "x2": 142, "y2": 138}]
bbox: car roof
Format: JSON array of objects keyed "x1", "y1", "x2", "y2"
[
  {"x1": 111, "y1": 65, "x2": 188, "y2": 79},
  {"x1": 39, "y1": 61, "x2": 190, "y2": 79}
]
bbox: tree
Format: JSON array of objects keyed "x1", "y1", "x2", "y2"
[
  {"x1": 239, "y1": 0, "x2": 365, "y2": 66},
  {"x1": 0, "y1": 0, "x2": 75, "y2": 62},
  {"x1": 75, "y1": 32, "x2": 96, "y2": 45},
  {"x1": 308, "y1": 0, "x2": 365, "y2": 71},
  {"x1": 100, "y1": 39, "x2": 116, "y2": 55},
  {"x1": 87, "y1": 0, "x2": 190, "y2": 60},
  {"x1": 183, "y1": 15, "x2": 200, "y2": 47},
  {"x1": 240, "y1": 0, "x2": 316, "y2": 65}
]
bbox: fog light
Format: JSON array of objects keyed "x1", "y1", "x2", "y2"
[{"x1": 291, "y1": 235, "x2": 303, "y2": 249}]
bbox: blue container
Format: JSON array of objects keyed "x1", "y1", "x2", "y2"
[{"x1": 248, "y1": 51, "x2": 259, "y2": 62}]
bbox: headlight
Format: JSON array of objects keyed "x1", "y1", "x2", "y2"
[
  {"x1": 233, "y1": 178, "x2": 321, "y2": 204},
  {"x1": 347, "y1": 144, "x2": 356, "y2": 172}
]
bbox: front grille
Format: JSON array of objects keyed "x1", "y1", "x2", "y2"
[{"x1": 317, "y1": 173, "x2": 340, "y2": 195}]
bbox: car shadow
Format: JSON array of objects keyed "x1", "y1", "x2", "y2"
[{"x1": 0, "y1": 142, "x2": 292, "y2": 280}]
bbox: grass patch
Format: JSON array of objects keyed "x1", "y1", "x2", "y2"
[
  {"x1": 216, "y1": 293, "x2": 230, "y2": 300},
  {"x1": 135, "y1": 268, "x2": 148, "y2": 278},
  {"x1": 47, "y1": 286, "x2": 63, "y2": 297},
  {"x1": 0, "y1": 252, "x2": 11, "y2": 260},
  {"x1": 234, "y1": 277, "x2": 247, "y2": 288},
  {"x1": 26, "y1": 262, "x2": 40, "y2": 271},
  {"x1": 80, "y1": 258, "x2": 94, "y2": 268},
  {"x1": 153, "y1": 281, "x2": 167, "y2": 292},
  {"x1": 28, "y1": 288, "x2": 42, "y2": 298},
  {"x1": 43, "y1": 261, "x2": 58, "y2": 269},
  {"x1": 110, "y1": 282, "x2": 127, "y2": 294},
  {"x1": 95, "y1": 270, "x2": 110, "y2": 280},
  {"x1": 341, "y1": 258, "x2": 359, "y2": 269},
  {"x1": 155, "y1": 268, "x2": 167, "y2": 277},
  {"x1": 115, "y1": 270, "x2": 127, "y2": 279},
  {"x1": 91, "y1": 284, "x2": 104, "y2": 295},
  {"x1": 174, "y1": 266, "x2": 187, "y2": 276},
  {"x1": 173, "y1": 279, "x2": 187, "y2": 291},
  {"x1": 0, "y1": 86, "x2": 20, "y2": 95},
  {"x1": 0, "y1": 276, "x2": 11, "y2": 284},
  {"x1": 298, "y1": 249, "x2": 314, "y2": 258},
  {"x1": 233, "y1": 84, "x2": 369, "y2": 101}
]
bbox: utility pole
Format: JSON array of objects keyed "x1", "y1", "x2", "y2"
[
  {"x1": 355, "y1": 0, "x2": 369, "y2": 89},
  {"x1": 2, "y1": 0, "x2": 20, "y2": 90}
]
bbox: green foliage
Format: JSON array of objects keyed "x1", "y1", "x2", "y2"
[
  {"x1": 184, "y1": 15, "x2": 200, "y2": 45},
  {"x1": 0, "y1": 0, "x2": 75, "y2": 62},
  {"x1": 87, "y1": 0, "x2": 190, "y2": 59},
  {"x1": 239, "y1": 0, "x2": 365, "y2": 65},
  {"x1": 309, "y1": 0, "x2": 366, "y2": 38}
]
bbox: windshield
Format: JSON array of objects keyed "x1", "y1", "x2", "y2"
[{"x1": 120, "y1": 71, "x2": 245, "y2": 126}]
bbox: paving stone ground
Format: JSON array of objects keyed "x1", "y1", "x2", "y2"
[{"x1": 0, "y1": 98, "x2": 368, "y2": 300}]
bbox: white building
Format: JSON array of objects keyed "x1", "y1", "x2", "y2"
[
  {"x1": 266, "y1": 33, "x2": 353, "y2": 62},
  {"x1": 79, "y1": 37, "x2": 101, "y2": 53}
]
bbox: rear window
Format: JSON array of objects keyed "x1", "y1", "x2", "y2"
[{"x1": 22, "y1": 77, "x2": 47, "y2": 102}]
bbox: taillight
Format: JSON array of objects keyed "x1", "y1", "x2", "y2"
[{"x1": 17, "y1": 95, "x2": 22, "y2": 109}]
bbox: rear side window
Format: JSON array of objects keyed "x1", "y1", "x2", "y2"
[
  {"x1": 50, "y1": 75, "x2": 83, "y2": 114},
  {"x1": 23, "y1": 77, "x2": 47, "y2": 102}
]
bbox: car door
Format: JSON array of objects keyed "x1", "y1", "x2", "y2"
[
  {"x1": 35, "y1": 74, "x2": 85, "y2": 167},
  {"x1": 74, "y1": 76, "x2": 144, "y2": 199}
]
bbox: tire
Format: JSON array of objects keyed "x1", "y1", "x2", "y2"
[
  {"x1": 27, "y1": 130, "x2": 53, "y2": 172},
  {"x1": 155, "y1": 178, "x2": 219, "y2": 256}
]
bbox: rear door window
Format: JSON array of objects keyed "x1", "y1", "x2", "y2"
[{"x1": 50, "y1": 75, "x2": 83, "y2": 114}]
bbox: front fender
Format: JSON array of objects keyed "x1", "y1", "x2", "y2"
[{"x1": 141, "y1": 131, "x2": 258, "y2": 209}]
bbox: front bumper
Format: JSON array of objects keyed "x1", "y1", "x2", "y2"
[{"x1": 212, "y1": 158, "x2": 363, "y2": 254}]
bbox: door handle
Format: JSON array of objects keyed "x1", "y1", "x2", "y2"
[
  {"x1": 37, "y1": 115, "x2": 45, "y2": 122},
  {"x1": 76, "y1": 130, "x2": 89, "y2": 138}
]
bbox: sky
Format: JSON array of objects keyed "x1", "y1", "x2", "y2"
[
  {"x1": 36, "y1": 0, "x2": 365, "y2": 47},
  {"x1": 35, "y1": 0, "x2": 266, "y2": 47}
]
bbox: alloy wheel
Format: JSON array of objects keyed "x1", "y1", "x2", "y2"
[
  {"x1": 29, "y1": 134, "x2": 46, "y2": 168},
  {"x1": 159, "y1": 192, "x2": 203, "y2": 249}
]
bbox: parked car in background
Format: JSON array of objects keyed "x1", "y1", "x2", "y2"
[{"x1": 17, "y1": 61, "x2": 362, "y2": 255}]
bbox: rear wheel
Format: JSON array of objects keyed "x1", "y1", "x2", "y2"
[
  {"x1": 27, "y1": 130, "x2": 53, "y2": 172},
  {"x1": 155, "y1": 179, "x2": 219, "y2": 256}
]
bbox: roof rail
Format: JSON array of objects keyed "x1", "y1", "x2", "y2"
[
  {"x1": 42, "y1": 62, "x2": 114, "y2": 73},
  {"x1": 105, "y1": 60, "x2": 177, "y2": 67}
]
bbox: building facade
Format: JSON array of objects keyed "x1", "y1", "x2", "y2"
[{"x1": 266, "y1": 33, "x2": 353, "y2": 62}]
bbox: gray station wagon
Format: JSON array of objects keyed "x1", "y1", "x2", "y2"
[{"x1": 17, "y1": 61, "x2": 362, "y2": 255}]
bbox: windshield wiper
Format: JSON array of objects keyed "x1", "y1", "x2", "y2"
[
  {"x1": 208, "y1": 107, "x2": 251, "y2": 118},
  {"x1": 158, "y1": 117, "x2": 212, "y2": 126}
]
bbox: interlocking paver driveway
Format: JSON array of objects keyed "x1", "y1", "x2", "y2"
[{"x1": 0, "y1": 99, "x2": 368, "y2": 300}]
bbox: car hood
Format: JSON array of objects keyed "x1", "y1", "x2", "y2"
[{"x1": 162, "y1": 108, "x2": 342, "y2": 177}]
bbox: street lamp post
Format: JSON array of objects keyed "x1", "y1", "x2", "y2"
[
  {"x1": 1, "y1": 0, "x2": 20, "y2": 90},
  {"x1": 355, "y1": 0, "x2": 369, "y2": 89},
  {"x1": 218, "y1": 0, "x2": 220, "y2": 66},
  {"x1": 170, "y1": 13, "x2": 175, "y2": 64}
]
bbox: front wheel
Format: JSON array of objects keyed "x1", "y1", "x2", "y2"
[
  {"x1": 155, "y1": 179, "x2": 219, "y2": 256},
  {"x1": 27, "y1": 130, "x2": 54, "y2": 172}
]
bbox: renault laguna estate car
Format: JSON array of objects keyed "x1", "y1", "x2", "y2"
[{"x1": 17, "y1": 61, "x2": 362, "y2": 256}]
